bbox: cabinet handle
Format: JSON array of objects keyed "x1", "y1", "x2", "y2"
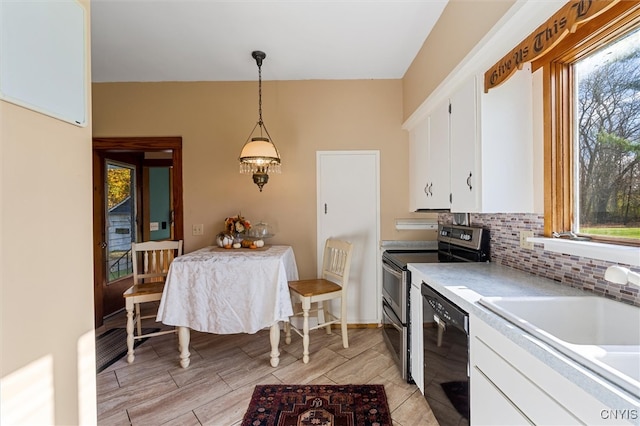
[
  {"x1": 424, "y1": 183, "x2": 434, "y2": 197},
  {"x1": 466, "y1": 172, "x2": 473, "y2": 191}
]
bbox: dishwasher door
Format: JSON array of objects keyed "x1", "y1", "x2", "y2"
[{"x1": 422, "y1": 283, "x2": 470, "y2": 426}]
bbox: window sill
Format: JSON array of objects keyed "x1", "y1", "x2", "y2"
[{"x1": 529, "y1": 238, "x2": 640, "y2": 267}]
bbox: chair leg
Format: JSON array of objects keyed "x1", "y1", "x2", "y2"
[
  {"x1": 302, "y1": 301, "x2": 310, "y2": 364},
  {"x1": 322, "y1": 301, "x2": 332, "y2": 334},
  {"x1": 135, "y1": 303, "x2": 142, "y2": 336},
  {"x1": 341, "y1": 319, "x2": 349, "y2": 348},
  {"x1": 341, "y1": 298, "x2": 349, "y2": 348},
  {"x1": 284, "y1": 321, "x2": 291, "y2": 345},
  {"x1": 125, "y1": 300, "x2": 135, "y2": 363}
]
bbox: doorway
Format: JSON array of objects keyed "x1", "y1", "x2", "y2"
[{"x1": 92, "y1": 137, "x2": 184, "y2": 328}]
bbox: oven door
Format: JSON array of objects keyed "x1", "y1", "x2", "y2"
[
  {"x1": 381, "y1": 299, "x2": 408, "y2": 380},
  {"x1": 382, "y1": 258, "x2": 406, "y2": 322}
]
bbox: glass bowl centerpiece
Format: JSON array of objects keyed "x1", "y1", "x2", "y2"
[{"x1": 247, "y1": 221, "x2": 275, "y2": 240}]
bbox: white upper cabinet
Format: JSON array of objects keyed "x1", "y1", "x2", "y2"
[
  {"x1": 478, "y1": 64, "x2": 535, "y2": 213},
  {"x1": 449, "y1": 76, "x2": 479, "y2": 212},
  {"x1": 409, "y1": 99, "x2": 450, "y2": 211},
  {"x1": 448, "y1": 66, "x2": 535, "y2": 213},
  {"x1": 409, "y1": 118, "x2": 431, "y2": 211},
  {"x1": 409, "y1": 64, "x2": 534, "y2": 213},
  {"x1": 428, "y1": 99, "x2": 451, "y2": 209}
]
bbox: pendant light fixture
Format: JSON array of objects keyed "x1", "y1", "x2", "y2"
[{"x1": 239, "y1": 50, "x2": 281, "y2": 192}]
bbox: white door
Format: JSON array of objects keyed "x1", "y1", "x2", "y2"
[{"x1": 317, "y1": 151, "x2": 380, "y2": 324}]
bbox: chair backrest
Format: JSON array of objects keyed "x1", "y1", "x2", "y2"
[
  {"x1": 132, "y1": 240, "x2": 183, "y2": 284},
  {"x1": 321, "y1": 238, "x2": 353, "y2": 289}
]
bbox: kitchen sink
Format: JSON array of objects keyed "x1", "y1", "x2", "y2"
[{"x1": 478, "y1": 296, "x2": 640, "y2": 398}]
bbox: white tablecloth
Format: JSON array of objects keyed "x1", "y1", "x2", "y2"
[{"x1": 157, "y1": 245, "x2": 298, "y2": 334}]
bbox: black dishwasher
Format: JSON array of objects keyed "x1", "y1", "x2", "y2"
[{"x1": 422, "y1": 283, "x2": 470, "y2": 426}]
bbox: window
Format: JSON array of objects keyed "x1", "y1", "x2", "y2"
[
  {"x1": 538, "y1": 3, "x2": 640, "y2": 246},
  {"x1": 574, "y1": 27, "x2": 640, "y2": 242}
]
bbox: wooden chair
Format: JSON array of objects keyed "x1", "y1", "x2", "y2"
[
  {"x1": 284, "y1": 238, "x2": 353, "y2": 363},
  {"x1": 123, "y1": 240, "x2": 183, "y2": 363}
]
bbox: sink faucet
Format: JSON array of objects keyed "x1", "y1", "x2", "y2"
[{"x1": 605, "y1": 265, "x2": 640, "y2": 288}]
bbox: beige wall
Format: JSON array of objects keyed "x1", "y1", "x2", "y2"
[
  {"x1": 402, "y1": 0, "x2": 515, "y2": 120},
  {"x1": 0, "y1": 3, "x2": 95, "y2": 424},
  {"x1": 93, "y1": 80, "x2": 437, "y2": 279}
]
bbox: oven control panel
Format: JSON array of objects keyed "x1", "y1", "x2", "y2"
[{"x1": 438, "y1": 224, "x2": 486, "y2": 251}]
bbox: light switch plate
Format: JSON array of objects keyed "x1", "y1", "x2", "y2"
[
  {"x1": 520, "y1": 230, "x2": 534, "y2": 249},
  {"x1": 192, "y1": 224, "x2": 204, "y2": 236}
]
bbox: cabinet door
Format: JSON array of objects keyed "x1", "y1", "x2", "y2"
[
  {"x1": 427, "y1": 99, "x2": 451, "y2": 209},
  {"x1": 409, "y1": 118, "x2": 430, "y2": 211},
  {"x1": 449, "y1": 76, "x2": 478, "y2": 212},
  {"x1": 409, "y1": 283, "x2": 424, "y2": 394},
  {"x1": 480, "y1": 63, "x2": 534, "y2": 212},
  {"x1": 472, "y1": 367, "x2": 532, "y2": 425},
  {"x1": 408, "y1": 102, "x2": 451, "y2": 211}
]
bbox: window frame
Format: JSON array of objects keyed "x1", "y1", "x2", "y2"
[{"x1": 534, "y1": 2, "x2": 640, "y2": 246}]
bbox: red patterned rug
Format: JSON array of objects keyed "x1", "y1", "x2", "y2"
[{"x1": 241, "y1": 384, "x2": 392, "y2": 426}]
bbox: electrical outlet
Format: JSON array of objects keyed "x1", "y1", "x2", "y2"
[
  {"x1": 519, "y1": 230, "x2": 534, "y2": 250},
  {"x1": 192, "y1": 224, "x2": 204, "y2": 236}
]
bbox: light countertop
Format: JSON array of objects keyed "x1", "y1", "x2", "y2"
[{"x1": 408, "y1": 262, "x2": 640, "y2": 411}]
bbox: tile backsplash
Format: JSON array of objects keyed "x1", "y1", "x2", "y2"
[{"x1": 439, "y1": 213, "x2": 640, "y2": 306}]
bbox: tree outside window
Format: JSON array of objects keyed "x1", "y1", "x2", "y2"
[{"x1": 574, "y1": 26, "x2": 640, "y2": 241}]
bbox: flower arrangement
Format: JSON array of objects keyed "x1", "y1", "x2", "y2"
[{"x1": 225, "y1": 214, "x2": 251, "y2": 234}]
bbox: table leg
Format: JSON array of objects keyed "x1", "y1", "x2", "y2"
[
  {"x1": 178, "y1": 326, "x2": 191, "y2": 368},
  {"x1": 270, "y1": 322, "x2": 280, "y2": 367}
]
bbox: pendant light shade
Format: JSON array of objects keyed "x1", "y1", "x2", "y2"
[{"x1": 239, "y1": 50, "x2": 281, "y2": 192}]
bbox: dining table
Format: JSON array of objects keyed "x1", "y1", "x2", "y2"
[{"x1": 156, "y1": 244, "x2": 299, "y2": 368}]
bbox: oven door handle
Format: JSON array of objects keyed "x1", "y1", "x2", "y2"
[{"x1": 382, "y1": 261, "x2": 403, "y2": 280}]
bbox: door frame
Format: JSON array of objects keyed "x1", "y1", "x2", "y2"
[{"x1": 92, "y1": 136, "x2": 184, "y2": 327}]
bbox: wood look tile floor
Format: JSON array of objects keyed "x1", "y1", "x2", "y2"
[{"x1": 96, "y1": 304, "x2": 439, "y2": 425}]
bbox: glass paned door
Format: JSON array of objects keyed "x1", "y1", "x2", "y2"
[{"x1": 105, "y1": 161, "x2": 137, "y2": 283}]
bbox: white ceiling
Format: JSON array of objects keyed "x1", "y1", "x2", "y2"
[{"x1": 90, "y1": 0, "x2": 449, "y2": 83}]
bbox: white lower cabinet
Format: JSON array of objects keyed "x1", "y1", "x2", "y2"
[
  {"x1": 470, "y1": 314, "x2": 634, "y2": 425},
  {"x1": 472, "y1": 367, "x2": 532, "y2": 425},
  {"x1": 410, "y1": 281, "x2": 424, "y2": 394}
]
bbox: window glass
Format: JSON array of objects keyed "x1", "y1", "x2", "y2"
[{"x1": 573, "y1": 26, "x2": 640, "y2": 241}]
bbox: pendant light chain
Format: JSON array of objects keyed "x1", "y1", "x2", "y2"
[{"x1": 257, "y1": 61, "x2": 263, "y2": 128}]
